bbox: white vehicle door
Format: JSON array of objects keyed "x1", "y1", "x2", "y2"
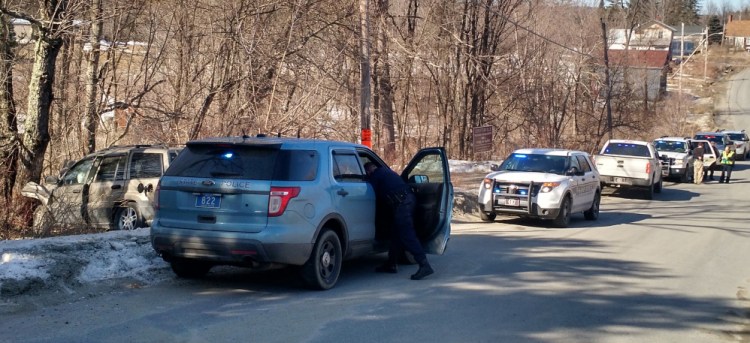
[
  {"x1": 574, "y1": 154, "x2": 598, "y2": 210},
  {"x1": 566, "y1": 156, "x2": 585, "y2": 212},
  {"x1": 87, "y1": 154, "x2": 128, "y2": 227}
]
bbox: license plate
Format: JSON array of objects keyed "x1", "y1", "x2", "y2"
[
  {"x1": 504, "y1": 198, "x2": 520, "y2": 206},
  {"x1": 195, "y1": 194, "x2": 221, "y2": 208}
]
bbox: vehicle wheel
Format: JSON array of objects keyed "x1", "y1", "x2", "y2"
[
  {"x1": 114, "y1": 203, "x2": 143, "y2": 230},
  {"x1": 644, "y1": 182, "x2": 654, "y2": 200},
  {"x1": 32, "y1": 206, "x2": 54, "y2": 237},
  {"x1": 679, "y1": 169, "x2": 689, "y2": 183},
  {"x1": 170, "y1": 258, "x2": 212, "y2": 278},
  {"x1": 584, "y1": 192, "x2": 600, "y2": 221},
  {"x1": 479, "y1": 211, "x2": 497, "y2": 222},
  {"x1": 552, "y1": 196, "x2": 571, "y2": 228},
  {"x1": 301, "y1": 229, "x2": 342, "y2": 290},
  {"x1": 654, "y1": 178, "x2": 663, "y2": 193}
]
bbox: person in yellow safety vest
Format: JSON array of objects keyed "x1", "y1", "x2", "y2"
[{"x1": 719, "y1": 145, "x2": 736, "y2": 183}]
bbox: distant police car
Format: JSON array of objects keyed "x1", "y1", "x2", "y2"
[
  {"x1": 653, "y1": 136, "x2": 694, "y2": 182},
  {"x1": 719, "y1": 129, "x2": 749, "y2": 160}
]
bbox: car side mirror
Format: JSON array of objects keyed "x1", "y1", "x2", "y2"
[
  {"x1": 44, "y1": 175, "x2": 60, "y2": 185},
  {"x1": 409, "y1": 175, "x2": 429, "y2": 184},
  {"x1": 566, "y1": 167, "x2": 580, "y2": 176}
]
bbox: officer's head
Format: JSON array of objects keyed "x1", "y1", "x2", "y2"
[{"x1": 364, "y1": 162, "x2": 378, "y2": 176}]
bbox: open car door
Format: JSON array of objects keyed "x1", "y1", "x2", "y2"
[{"x1": 401, "y1": 147, "x2": 453, "y2": 255}]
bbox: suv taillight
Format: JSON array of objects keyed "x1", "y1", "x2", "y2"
[
  {"x1": 646, "y1": 161, "x2": 651, "y2": 174},
  {"x1": 268, "y1": 187, "x2": 300, "y2": 217},
  {"x1": 153, "y1": 181, "x2": 161, "y2": 210}
]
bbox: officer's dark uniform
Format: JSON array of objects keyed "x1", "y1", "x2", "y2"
[{"x1": 366, "y1": 163, "x2": 433, "y2": 280}]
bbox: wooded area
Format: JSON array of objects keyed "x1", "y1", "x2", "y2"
[{"x1": 0, "y1": 0, "x2": 744, "y2": 236}]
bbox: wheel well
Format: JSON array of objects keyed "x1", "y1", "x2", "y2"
[
  {"x1": 111, "y1": 201, "x2": 135, "y2": 221},
  {"x1": 320, "y1": 218, "x2": 347, "y2": 254}
]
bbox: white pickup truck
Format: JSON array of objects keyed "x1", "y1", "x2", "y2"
[{"x1": 594, "y1": 139, "x2": 663, "y2": 199}]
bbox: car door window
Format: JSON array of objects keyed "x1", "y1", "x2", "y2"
[
  {"x1": 405, "y1": 153, "x2": 444, "y2": 183},
  {"x1": 94, "y1": 155, "x2": 127, "y2": 182},
  {"x1": 62, "y1": 158, "x2": 94, "y2": 185},
  {"x1": 575, "y1": 155, "x2": 592, "y2": 173},
  {"x1": 130, "y1": 153, "x2": 163, "y2": 179},
  {"x1": 332, "y1": 152, "x2": 364, "y2": 182}
]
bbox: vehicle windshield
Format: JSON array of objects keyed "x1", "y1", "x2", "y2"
[
  {"x1": 726, "y1": 133, "x2": 746, "y2": 141},
  {"x1": 498, "y1": 153, "x2": 568, "y2": 175},
  {"x1": 653, "y1": 140, "x2": 688, "y2": 152}
]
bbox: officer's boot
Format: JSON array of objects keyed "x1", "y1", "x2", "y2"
[
  {"x1": 375, "y1": 253, "x2": 398, "y2": 273},
  {"x1": 410, "y1": 261, "x2": 434, "y2": 280}
]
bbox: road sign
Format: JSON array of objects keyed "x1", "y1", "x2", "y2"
[{"x1": 473, "y1": 126, "x2": 493, "y2": 153}]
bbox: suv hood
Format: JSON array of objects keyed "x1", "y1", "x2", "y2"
[
  {"x1": 486, "y1": 171, "x2": 568, "y2": 183},
  {"x1": 21, "y1": 182, "x2": 51, "y2": 205}
]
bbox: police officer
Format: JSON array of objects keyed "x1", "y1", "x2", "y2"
[
  {"x1": 719, "y1": 145, "x2": 736, "y2": 183},
  {"x1": 364, "y1": 162, "x2": 434, "y2": 280},
  {"x1": 693, "y1": 142, "x2": 705, "y2": 184}
]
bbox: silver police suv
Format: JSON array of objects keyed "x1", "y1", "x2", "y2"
[
  {"x1": 22, "y1": 144, "x2": 181, "y2": 233},
  {"x1": 150, "y1": 136, "x2": 453, "y2": 290}
]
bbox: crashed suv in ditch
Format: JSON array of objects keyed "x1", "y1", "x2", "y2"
[{"x1": 22, "y1": 144, "x2": 181, "y2": 233}]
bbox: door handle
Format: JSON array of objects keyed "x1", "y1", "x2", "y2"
[
  {"x1": 73, "y1": 189, "x2": 81, "y2": 193},
  {"x1": 337, "y1": 189, "x2": 349, "y2": 197},
  {"x1": 111, "y1": 185, "x2": 122, "y2": 190}
]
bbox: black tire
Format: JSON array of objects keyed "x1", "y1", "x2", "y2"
[
  {"x1": 114, "y1": 203, "x2": 143, "y2": 230},
  {"x1": 584, "y1": 192, "x2": 600, "y2": 221},
  {"x1": 552, "y1": 196, "x2": 571, "y2": 228},
  {"x1": 170, "y1": 258, "x2": 212, "y2": 278},
  {"x1": 644, "y1": 182, "x2": 654, "y2": 200},
  {"x1": 654, "y1": 178, "x2": 663, "y2": 193},
  {"x1": 301, "y1": 229, "x2": 342, "y2": 290},
  {"x1": 479, "y1": 211, "x2": 497, "y2": 222}
]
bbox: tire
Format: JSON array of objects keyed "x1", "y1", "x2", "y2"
[
  {"x1": 114, "y1": 203, "x2": 143, "y2": 230},
  {"x1": 301, "y1": 229, "x2": 342, "y2": 290},
  {"x1": 170, "y1": 258, "x2": 212, "y2": 278},
  {"x1": 584, "y1": 192, "x2": 600, "y2": 221},
  {"x1": 644, "y1": 182, "x2": 654, "y2": 200},
  {"x1": 654, "y1": 178, "x2": 663, "y2": 193},
  {"x1": 479, "y1": 211, "x2": 497, "y2": 222},
  {"x1": 552, "y1": 196, "x2": 571, "y2": 228}
]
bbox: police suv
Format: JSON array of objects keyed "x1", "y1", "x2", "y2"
[
  {"x1": 653, "y1": 136, "x2": 694, "y2": 182},
  {"x1": 477, "y1": 149, "x2": 601, "y2": 228}
]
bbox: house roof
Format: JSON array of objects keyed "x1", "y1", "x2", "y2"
[
  {"x1": 725, "y1": 20, "x2": 750, "y2": 37},
  {"x1": 607, "y1": 50, "x2": 670, "y2": 69}
]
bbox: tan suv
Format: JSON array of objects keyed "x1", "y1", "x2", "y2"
[{"x1": 22, "y1": 145, "x2": 181, "y2": 233}]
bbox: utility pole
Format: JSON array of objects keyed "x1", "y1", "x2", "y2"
[
  {"x1": 359, "y1": 0, "x2": 372, "y2": 148},
  {"x1": 600, "y1": 11, "x2": 613, "y2": 140},
  {"x1": 704, "y1": 26, "x2": 709, "y2": 83},
  {"x1": 679, "y1": 23, "x2": 684, "y2": 97}
]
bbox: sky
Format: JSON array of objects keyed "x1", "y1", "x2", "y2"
[{"x1": 0, "y1": 160, "x2": 493, "y2": 297}]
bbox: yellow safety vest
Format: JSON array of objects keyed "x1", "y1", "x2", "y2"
[{"x1": 721, "y1": 150, "x2": 735, "y2": 165}]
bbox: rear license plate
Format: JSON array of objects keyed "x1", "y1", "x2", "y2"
[{"x1": 195, "y1": 194, "x2": 221, "y2": 208}]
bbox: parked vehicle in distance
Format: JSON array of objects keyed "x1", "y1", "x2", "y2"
[
  {"x1": 21, "y1": 145, "x2": 181, "y2": 233},
  {"x1": 594, "y1": 139, "x2": 663, "y2": 199},
  {"x1": 653, "y1": 136, "x2": 694, "y2": 182},
  {"x1": 694, "y1": 132, "x2": 733, "y2": 155},
  {"x1": 477, "y1": 149, "x2": 601, "y2": 228},
  {"x1": 719, "y1": 129, "x2": 749, "y2": 160},
  {"x1": 690, "y1": 139, "x2": 721, "y2": 173},
  {"x1": 150, "y1": 135, "x2": 453, "y2": 290}
]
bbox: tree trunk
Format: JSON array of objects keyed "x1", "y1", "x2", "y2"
[
  {"x1": 83, "y1": 0, "x2": 103, "y2": 154},
  {"x1": 13, "y1": 36, "x2": 63, "y2": 197},
  {"x1": 0, "y1": 14, "x2": 18, "y2": 199},
  {"x1": 375, "y1": 0, "x2": 396, "y2": 163}
]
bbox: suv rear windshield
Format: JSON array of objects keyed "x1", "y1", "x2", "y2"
[{"x1": 165, "y1": 146, "x2": 318, "y2": 181}]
